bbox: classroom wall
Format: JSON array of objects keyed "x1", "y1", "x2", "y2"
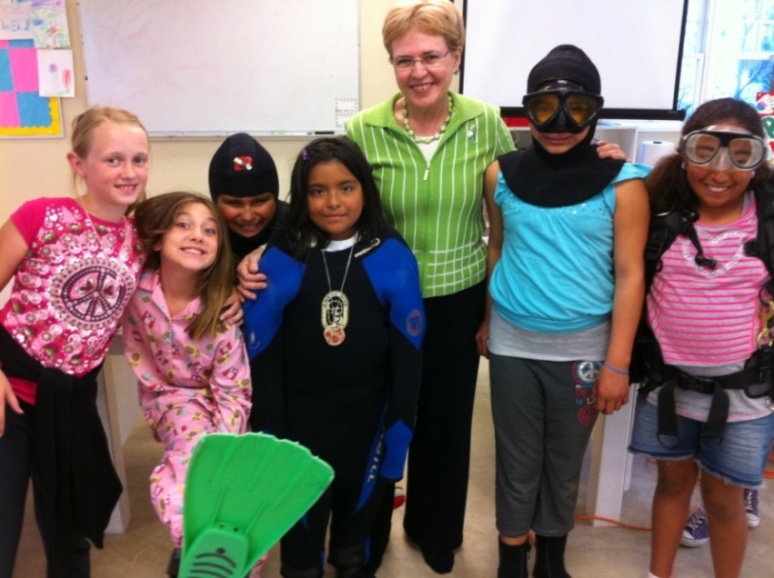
[{"x1": 0, "y1": 0, "x2": 447, "y2": 223}]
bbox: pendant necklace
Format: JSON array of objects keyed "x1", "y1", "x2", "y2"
[{"x1": 320, "y1": 243, "x2": 355, "y2": 346}]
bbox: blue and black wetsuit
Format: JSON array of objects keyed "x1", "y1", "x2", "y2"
[{"x1": 243, "y1": 227, "x2": 424, "y2": 576}]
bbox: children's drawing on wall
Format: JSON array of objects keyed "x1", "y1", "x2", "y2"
[
  {"x1": 0, "y1": 1, "x2": 32, "y2": 40},
  {"x1": 37, "y1": 47, "x2": 72, "y2": 96},
  {"x1": 30, "y1": 0, "x2": 70, "y2": 48},
  {"x1": 0, "y1": 0, "x2": 69, "y2": 48}
]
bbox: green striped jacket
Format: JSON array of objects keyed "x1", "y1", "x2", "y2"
[{"x1": 346, "y1": 92, "x2": 514, "y2": 298}]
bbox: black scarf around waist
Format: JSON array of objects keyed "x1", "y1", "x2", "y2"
[{"x1": 0, "y1": 324, "x2": 122, "y2": 576}]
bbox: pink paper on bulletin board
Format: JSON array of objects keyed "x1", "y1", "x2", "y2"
[{"x1": 0, "y1": 39, "x2": 62, "y2": 137}]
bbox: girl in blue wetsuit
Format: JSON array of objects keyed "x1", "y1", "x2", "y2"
[{"x1": 243, "y1": 137, "x2": 425, "y2": 578}]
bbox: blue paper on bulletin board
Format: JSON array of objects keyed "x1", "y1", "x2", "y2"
[{"x1": 0, "y1": 39, "x2": 62, "y2": 136}]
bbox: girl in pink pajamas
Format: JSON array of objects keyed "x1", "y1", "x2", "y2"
[{"x1": 122, "y1": 191, "x2": 252, "y2": 576}]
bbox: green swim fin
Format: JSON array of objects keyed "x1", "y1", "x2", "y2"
[{"x1": 178, "y1": 433, "x2": 334, "y2": 578}]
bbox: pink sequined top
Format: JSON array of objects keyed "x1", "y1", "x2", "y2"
[{"x1": 1, "y1": 198, "x2": 144, "y2": 386}]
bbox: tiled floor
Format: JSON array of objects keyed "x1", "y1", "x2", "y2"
[{"x1": 13, "y1": 361, "x2": 773, "y2": 577}]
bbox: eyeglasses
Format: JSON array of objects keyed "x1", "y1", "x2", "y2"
[
  {"x1": 522, "y1": 89, "x2": 603, "y2": 131},
  {"x1": 680, "y1": 126, "x2": 767, "y2": 171},
  {"x1": 391, "y1": 49, "x2": 452, "y2": 72}
]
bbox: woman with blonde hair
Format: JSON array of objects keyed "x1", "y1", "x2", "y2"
[{"x1": 346, "y1": 3, "x2": 625, "y2": 575}]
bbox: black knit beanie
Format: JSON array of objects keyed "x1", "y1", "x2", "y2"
[
  {"x1": 527, "y1": 44, "x2": 601, "y2": 94},
  {"x1": 208, "y1": 133, "x2": 279, "y2": 200}
]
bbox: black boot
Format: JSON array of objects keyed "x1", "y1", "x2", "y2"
[
  {"x1": 419, "y1": 546, "x2": 454, "y2": 574},
  {"x1": 533, "y1": 535, "x2": 571, "y2": 578},
  {"x1": 498, "y1": 539, "x2": 530, "y2": 578},
  {"x1": 336, "y1": 567, "x2": 370, "y2": 578},
  {"x1": 166, "y1": 548, "x2": 181, "y2": 578},
  {"x1": 330, "y1": 544, "x2": 370, "y2": 578},
  {"x1": 279, "y1": 563, "x2": 323, "y2": 578},
  {"x1": 65, "y1": 534, "x2": 91, "y2": 578}
]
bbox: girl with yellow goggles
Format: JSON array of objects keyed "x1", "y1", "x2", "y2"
[{"x1": 522, "y1": 80, "x2": 603, "y2": 133}]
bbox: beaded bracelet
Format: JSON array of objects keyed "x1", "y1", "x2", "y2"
[{"x1": 602, "y1": 361, "x2": 629, "y2": 376}]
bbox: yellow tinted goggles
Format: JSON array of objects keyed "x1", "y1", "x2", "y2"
[{"x1": 522, "y1": 90, "x2": 603, "y2": 130}]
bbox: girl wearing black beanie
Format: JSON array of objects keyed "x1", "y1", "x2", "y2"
[{"x1": 478, "y1": 45, "x2": 650, "y2": 578}]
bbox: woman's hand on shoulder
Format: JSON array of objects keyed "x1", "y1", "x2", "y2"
[
  {"x1": 0, "y1": 369, "x2": 23, "y2": 436},
  {"x1": 595, "y1": 140, "x2": 628, "y2": 161},
  {"x1": 236, "y1": 247, "x2": 267, "y2": 301}
]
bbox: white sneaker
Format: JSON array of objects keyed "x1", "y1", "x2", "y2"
[{"x1": 744, "y1": 488, "x2": 760, "y2": 529}]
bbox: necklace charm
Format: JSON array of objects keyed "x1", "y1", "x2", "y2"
[
  {"x1": 322, "y1": 290, "x2": 349, "y2": 346},
  {"x1": 320, "y1": 243, "x2": 356, "y2": 347}
]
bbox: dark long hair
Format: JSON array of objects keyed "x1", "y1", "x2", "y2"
[
  {"x1": 647, "y1": 97, "x2": 773, "y2": 214},
  {"x1": 282, "y1": 137, "x2": 387, "y2": 259}
]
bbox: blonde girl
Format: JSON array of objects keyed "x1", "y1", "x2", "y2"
[{"x1": 0, "y1": 107, "x2": 149, "y2": 578}]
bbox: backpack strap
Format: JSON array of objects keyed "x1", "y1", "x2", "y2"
[
  {"x1": 648, "y1": 182, "x2": 774, "y2": 291},
  {"x1": 655, "y1": 347, "x2": 774, "y2": 445},
  {"x1": 640, "y1": 184, "x2": 774, "y2": 447},
  {"x1": 644, "y1": 210, "x2": 716, "y2": 289},
  {"x1": 744, "y1": 181, "x2": 774, "y2": 296}
]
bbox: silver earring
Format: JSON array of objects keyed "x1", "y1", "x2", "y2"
[{"x1": 681, "y1": 161, "x2": 686, "y2": 170}]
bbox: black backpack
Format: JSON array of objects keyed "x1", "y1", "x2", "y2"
[
  {"x1": 643, "y1": 179, "x2": 774, "y2": 296},
  {"x1": 631, "y1": 180, "x2": 774, "y2": 390}
]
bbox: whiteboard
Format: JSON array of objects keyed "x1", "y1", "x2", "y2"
[
  {"x1": 78, "y1": 0, "x2": 361, "y2": 137},
  {"x1": 461, "y1": 0, "x2": 688, "y2": 120}
]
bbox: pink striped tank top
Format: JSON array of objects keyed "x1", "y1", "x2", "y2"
[{"x1": 647, "y1": 193, "x2": 770, "y2": 368}]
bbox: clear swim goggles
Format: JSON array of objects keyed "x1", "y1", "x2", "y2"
[{"x1": 679, "y1": 125, "x2": 768, "y2": 171}]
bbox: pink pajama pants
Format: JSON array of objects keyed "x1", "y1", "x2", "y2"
[
  {"x1": 149, "y1": 408, "x2": 213, "y2": 547},
  {"x1": 148, "y1": 409, "x2": 267, "y2": 576}
]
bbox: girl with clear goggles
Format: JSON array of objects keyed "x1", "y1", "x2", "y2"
[{"x1": 679, "y1": 125, "x2": 768, "y2": 170}]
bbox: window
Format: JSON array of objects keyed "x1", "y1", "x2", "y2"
[{"x1": 679, "y1": 0, "x2": 774, "y2": 116}]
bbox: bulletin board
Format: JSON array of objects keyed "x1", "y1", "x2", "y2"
[
  {"x1": 0, "y1": 39, "x2": 62, "y2": 136},
  {"x1": 78, "y1": 0, "x2": 361, "y2": 138}
]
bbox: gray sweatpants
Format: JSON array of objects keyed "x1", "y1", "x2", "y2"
[{"x1": 489, "y1": 354, "x2": 600, "y2": 537}]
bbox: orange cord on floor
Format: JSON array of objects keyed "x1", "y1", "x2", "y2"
[
  {"x1": 574, "y1": 514, "x2": 652, "y2": 531},
  {"x1": 764, "y1": 449, "x2": 774, "y2": 478},
  {"x1": 574, "y1": 449, "x2": 774, "y2": 531}
]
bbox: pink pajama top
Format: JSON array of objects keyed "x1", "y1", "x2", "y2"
[{"x1": 122, "y1": 270, "x2": 252, "y2": 439}]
